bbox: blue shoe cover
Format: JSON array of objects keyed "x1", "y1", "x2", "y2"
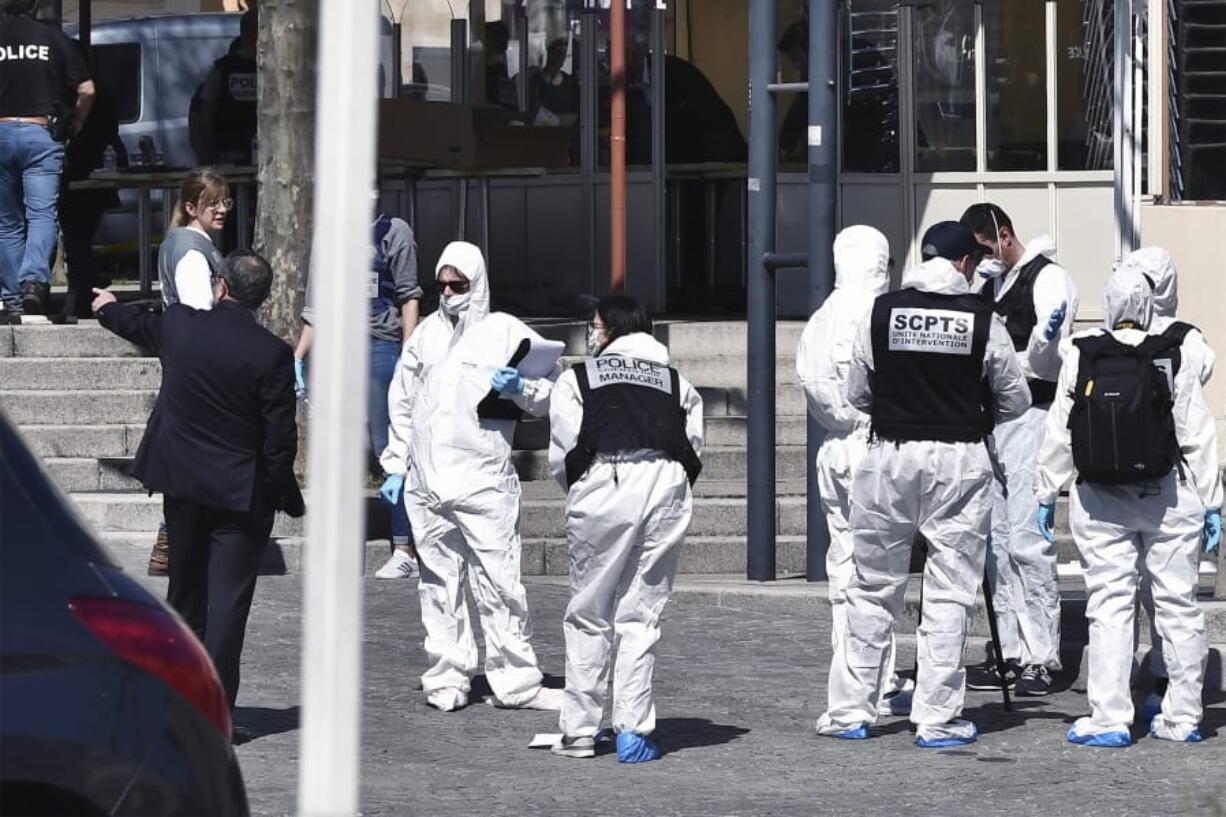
[
  {"x1": 834, "y1": 724, "x2": 869, "y2": 740},
  {"x1": 915, "y1": 720, "x2": 977, "y2": 748},
  {"x1": 616, "y1": 731, "x2": 661, "y2": 763},
  {"x1": 1066, "y1": 727, "x2": 1131, "y2": 748},
  {"x1": 915, "y1": 733, "x2": 978, "y2": 748}
]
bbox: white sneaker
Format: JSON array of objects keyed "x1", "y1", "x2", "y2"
[
  {"x1": 492, "y1": 686, "x2": 564, "y2": 711},
  {"x1": 427, "y1": 688, "x2": 468, "y2": 712},
  {"x1": 374, "y1": 549, "x2": 418, "y2": 579}
]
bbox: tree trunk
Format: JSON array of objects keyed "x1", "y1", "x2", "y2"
[{"x1": 255, "y1": 0, "x2": 317, "y2": 345}]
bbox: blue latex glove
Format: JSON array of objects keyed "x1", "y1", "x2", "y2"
[
  {"x1": 1042, "y1": 301, "x2": 1068, "y2": 342},
  {"x1": 379, "y1": 473, "x2": 404, "y2": 506},
  {"x1": 1205, "y1": 509, "x2": 1223, "y2": 555},
  {"x1": 293, "y1": 358, "x2": 307, "y2": 400},
  {"x1": 1037, "y1": 503, "x2": 1057, "y2": 544},
  {"x1": 491, "y1": 366, "x2": 524, "y2": 396}
]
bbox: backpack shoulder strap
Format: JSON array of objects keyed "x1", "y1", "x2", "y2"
[
  {"x1": 1162, "y1": 320, "x2": 1196, "y2": 345},
  {"x1": 1135, "y1": 333, "x2": 1182, "y2": 362}
]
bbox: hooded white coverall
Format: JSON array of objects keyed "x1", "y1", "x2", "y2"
[
  {"x1": 817, "y1": 258, "x2": 1031, "y2": 740},
  {"x1": 982, "y1": 236, "x2": 1079, "y2": 671},
  {"x1": 548, "y1": 332, "x2": 704, "y2": 738},
  {"x1": 381, "y1": 241, "x2": 560, "y2": 708},
  {"x1": 1035, "y1": 266, "x2": 1222, "y2": 738},
  {"x1": 1122, "y1": 247, "x2": 1216, "y2": 681},
  {"x1": 796, "y1": 226, "x2": 907, "y2": 702}
]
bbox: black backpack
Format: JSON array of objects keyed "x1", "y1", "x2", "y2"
[{"x1": 1069, "y1": 332, "x2": 1182, "y2": 484}]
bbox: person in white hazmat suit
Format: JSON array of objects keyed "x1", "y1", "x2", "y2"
[
  {"x1": 795, "y1": 225, "x2": 913, "y2": 717},
  {"x1": 1120, "y1": 246, "x2": 1217, "y2": 721},
  {"x1": 546, "y1": 295, "x2": 703, "y2": 763},
  {"x1": 379, "y1": 240, "x2": 563, "y2": 713},
  {"x1": 815, "y1": 222, "x2": 1031, "y2": 748},
  {"x1": 959, "y1": 203, "x2": 1078, "y2": 696},
  {"x1": 1035, "y1": 264, "x2": 1222, "y2": 747}
]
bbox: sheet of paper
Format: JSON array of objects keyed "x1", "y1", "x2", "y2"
[
  {"x1": 516, "y1": 338, "x2": 565, "y2": 379},
  {"x1": 528, "y1": 732, "x2": 562, "y2": 749}
]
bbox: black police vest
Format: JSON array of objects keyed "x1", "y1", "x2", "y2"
[
  {"x1": 213, "y1": 53, "x2": 257, "y2": 157},
  {"x1": 869, "y1": 289, "x2": 995, "y2": 443},
  {"x1": 564, "y1": 356, "x2": 702, "y2": 489},
  {"x1": 982, "y1": 254, "x2": 1056, "y2": 404}
]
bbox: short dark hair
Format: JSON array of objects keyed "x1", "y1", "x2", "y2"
[
  {"x1": 960, "y1": 203, "x2": 1014, "y2": 239},
  {"x1": 221, "y1": 250, "x2": 273, "y2": 309},
  {"x1": 1, "y1": 0, "x2": 38, "y2": 16},
  {"x1": 596, "y1": 294, "x2": 652, "y2": 346}
]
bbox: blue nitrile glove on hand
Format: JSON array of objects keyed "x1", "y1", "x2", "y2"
[
  {"x1": 1205, "y1": 509, "x2": 1223, "y2": 555},
  {"x1": 379, "y1": 473, "x2": 404, "y2": 506},
  {"x1": 1043, "y1": 301, "x2": 1068, "y2": 342},
  {"x1": 1037, "y1": 503, "x2": 1057, "y2": 544},
  {"x1": 491, "y1": 366, "x2": 524, "y2": 396},
  {"x1": 293, "y1": 358, "x2": 307, "y2": 400}
]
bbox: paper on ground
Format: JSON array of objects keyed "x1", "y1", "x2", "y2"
[{"x1": 529, "y1": 732, "x2": 563, "y2": 748}]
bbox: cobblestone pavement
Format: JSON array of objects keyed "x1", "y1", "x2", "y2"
[{"x1": 214, "y1": 574, "x2": 1226, "y2": 817}]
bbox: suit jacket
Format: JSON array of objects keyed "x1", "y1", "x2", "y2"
[{"x1": 98, "y1": 300, "x2": 304, "y2": 516}]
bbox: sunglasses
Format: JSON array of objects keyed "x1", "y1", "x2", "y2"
[
  {"x1": 199, "y1": 197, "x2": 235, "y2": 213},
  {"x1": 438, "y1": 278, "x2": 471, "y2": 294}
]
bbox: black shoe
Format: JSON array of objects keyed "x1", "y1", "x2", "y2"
[
  {"x1": 0, "y1": 307, "x2": 20, "y2": 325},
  {"x1": 231, "y1": 725, "x2": 255, "y2": 745},
  {"x1": 965, "y1": 659, "x2": 1020, "y2": 691},
  {"x1": 1015, "y1": 664, "x2": 1053, "y2": 696},
  {"x1": 20, "y1": 281, "x2": 49, "y2": 316}
]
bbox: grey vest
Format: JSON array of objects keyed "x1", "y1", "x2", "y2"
[{"x1": 158, "y1": 228, "x2": 225, "y2": 306}]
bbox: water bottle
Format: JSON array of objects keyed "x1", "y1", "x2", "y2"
[{"x1": 101, "y1": 145, "x2": 117, "y2": 171}]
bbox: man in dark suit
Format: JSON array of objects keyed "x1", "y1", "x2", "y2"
[{"x1": 91, "y1": 250, "x2": 303, "y2": 714}]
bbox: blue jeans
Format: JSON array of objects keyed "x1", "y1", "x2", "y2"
[
  {"x1": 370, "y1": 338, "x2": 412, "y2": 545},
  {"x1": 0, "y1": 122, "x2": 64, "y2": 312}
]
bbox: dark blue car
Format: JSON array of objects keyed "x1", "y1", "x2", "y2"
[{"x1": 0, "y1": 411, "x2": 248, "y2": 816}]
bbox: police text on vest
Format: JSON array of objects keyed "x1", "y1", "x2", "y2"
[
  {"x1": 0, "y1": 45, "x2": 52, "y2": 62},
  {"x1": 888, "y1": 308, "x2": 974, "y2": 355},
  {"x1": 585, "y1": 357, "x2": 673, "y2": 394}
]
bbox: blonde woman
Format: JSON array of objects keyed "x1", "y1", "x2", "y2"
[
  {"x1": 147, "y1": 167, "x2": 230, "y2": 575},
  {"x1": 158, "y1": 167, "x2": 230, "y2": 309}
]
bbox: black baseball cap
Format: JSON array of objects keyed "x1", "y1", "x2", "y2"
[{"x1": 920, "y1": 221, "x2": 983, "y2": 262}]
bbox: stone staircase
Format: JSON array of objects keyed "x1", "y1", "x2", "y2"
[
  {"x1": 0, "y1": 321, "x2": 1210, "y2": 583},
  {"x1": 1, "y1": 321, "x2": 817, "y2": 576}
]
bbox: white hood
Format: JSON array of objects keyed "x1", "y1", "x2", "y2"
[
  {"x1": 901, "y1": 257, "x2": 969, "y2": 296},
  {"x1": 600, "y1": 331, "x2": 670, "y2": 364},
  {"x1": 1103, "y1": 263, "x2": 1154, "y2": 330},
  {"x1": 433, "y1": 240, "x2": 491, "y2": 337},
  {"x1": 1016, "y1": 234, "x2": 1057, "y2": 268},
  {"x1": 833, "y1": 225, "x2": 890, "y2": 296},
  {"x1": 1119, "y1": 246, "x2": 1177, "y2": 319}
]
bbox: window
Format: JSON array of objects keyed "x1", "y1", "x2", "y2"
[
  {"x1": 842, "y1": 0, "x2": 900, "y2": 172},
  {"x1": 984, "y1": 3, "x2": 1047, "y2": 170},
  {"x1": 912, "y1": 1, "x2": 976, "y2": 172},
  {"x1": 1168, "y1": 0, "x2": 1226, "y2": 200},
  {"x1": 91, "y1": 43, "x2": 141, "y2": 124},
  {"x1": 1057, "y1": 0, "x2": 1114, "y2": 171}
]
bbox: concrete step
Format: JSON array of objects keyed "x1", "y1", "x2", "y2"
[
  {"x1": 18, "y1": 424, "x2": 145, "y2": 458},
  {"x1": 3, "y1": 324, "x2": 146, "y2": 358},
  {"x1": 0, "y1": 357, "x2": 162, "y2": 390},
  {"x1": 74, "y1": 493, "x2": 306, "y2": 537},
  {"x1": 95, "y1": 531, "x2": 811, "y2": 578},
  {"x1": 0, "y1": 390, "x2": 158, "y2": 425},
  {"x1": 651, "y1": 320, "x2": 806, "y2": 360},
  {"x1": 699, "y1": 385, "x2": 807, "y2": 416},
  {"x1": 45, "y1": 458, "x2": 144, "y2": 492}
]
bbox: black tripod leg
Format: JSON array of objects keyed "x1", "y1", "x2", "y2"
[{"x1": 981, "y1": 570, "x2": 1013, "y2": 712}]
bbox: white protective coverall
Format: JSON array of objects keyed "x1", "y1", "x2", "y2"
[
  {"x1": 1035, "y1": 266, "x2": 1222, "y2": 740},
  {"x1": 548, "y1": 332, "x2": 704, "y2": 738},
  {"x1": 381, "y1": 241, "x2": 560, "y2": 709},
  {"x1": 1121, "y1": 246, "x2": 1216, "y2": 684},
  {"x1": 816, "y1": 257, "x2": 1031, "y2": 741},
  {"x1": 982, "y1": 235, "x2": 1079, "y2": 671},
  {"x1": 796, "y1": 226, "x2": 909, "y2": 707}
]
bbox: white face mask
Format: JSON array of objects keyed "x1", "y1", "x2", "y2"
[
  {"x1": 586, "y1": 325, "x2": 603, "y2": 356},
  {"x1": 441, "y1": 292, "x2": 471, "y2": 316},
  {"x1": 976, "y1": 256, "x2": 1009, "y2": 280}
]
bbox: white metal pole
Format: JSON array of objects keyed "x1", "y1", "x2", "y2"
[{"x1": 297, "y1": 1, "x2": 379, "y2": 815}]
